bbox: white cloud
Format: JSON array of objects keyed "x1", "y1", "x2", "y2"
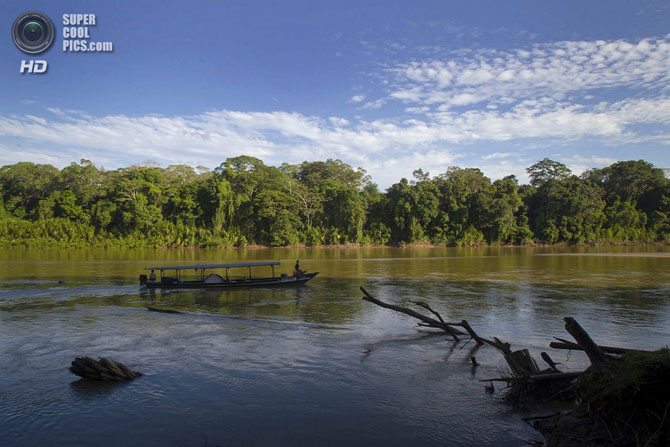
[
  {"x1": 405, "y1": 106, "x2": 430, "y2": 114},
  {"x1": 387, "y1": 37, "x2": 670, "y2": 110},
  {"x1": 329, "y1": 117, "x2": 349, "y2": 127},
  {"x1": 0, "y1": 94, "x2": 668, "y2": 187},
  {"x1": 2, "y1": 37, "x2": 670, "y2": 188},
  {"x1": 482, "y1": 152, "x2": 513, "y2": 160},
  {"x1": 360, "y1": 98, "x2": 386, "y2": 110},
  {"x1": 563, "y1": 154, "x2": 619, "y2": 176},
  {"x1": 480, "y1": 160, "x2": 531, "y2": 185},
  {"x1": 364, "y1": 149, "x2": 460, "y2": 187},
  {"x1": 0, "y1": 143, "x2": 69, "y2": 167}
]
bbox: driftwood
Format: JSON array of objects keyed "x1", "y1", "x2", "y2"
[
  {"x1": 541, "y1": 352, "x2": 560, "y2": 371},
  {"x1": 360, "y1": 287, "x2": 542, "y2": 377},
  {"x1": 459, "y1": 320, "x2": 485, "y2": 344},
  {"x1": 549, "y1": 338, "x2": 642, "y2": 355},
  {"x1": 360, "y1": 286, "x2": 465, "y2": 340},
  {"x1": 506, "y1": 349, "x2": 541, "y2": 376},
  {"x1": 70, "y1": 356, "x2": 142, "y2": 381},
  {"x1": 360, "y1": 286, "x2": 512, "y2": 350},
  {"x1": 359, "y1": 286, "x2": 668, "y2": 446},
  {"x1": 358, "y1": 287, "x2": 647, "y2": 386},
  {"x1": 481, "y1": 371, "x2": 583, "y2": 383},
  {"x1": 564, "y1": 317, "x2": 608, "y2": 371}
]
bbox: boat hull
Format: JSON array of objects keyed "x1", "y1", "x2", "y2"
[{"x1": 141, "y1": 272, "x2": 318, "y2": 289}]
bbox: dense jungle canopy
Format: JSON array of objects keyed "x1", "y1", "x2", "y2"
[{"x1": 0, "y1": 156, "x2": 668, "y2": 247}]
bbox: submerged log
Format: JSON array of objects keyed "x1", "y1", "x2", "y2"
[
  {"x1": 70, "y1": 356, "x2": 142, "y2": 381},
  {"x1": 146, "y1": 306, "x2": 182, "y2": 314}
]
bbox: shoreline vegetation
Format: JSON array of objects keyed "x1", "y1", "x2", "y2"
[
  {"x1": 1, "y1": 157, "x2": 669, "y2": 249},
  {"x1": 3, "y1": 238, "x2": 670, "y2": 250}
]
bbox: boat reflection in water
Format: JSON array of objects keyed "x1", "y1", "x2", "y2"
[
  {"x1": 141, "y1": 279, "x2": 317, "y2": 318},
  {"x1": 139, "y1": 261, "x2": 318, "y2": 289}
]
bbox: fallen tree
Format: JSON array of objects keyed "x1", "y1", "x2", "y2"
[
  {"x1": 359, "y1": 286, "x2": 669, "y2": 446},
  {"x1": 362, "y1": 286, "x2": 555, "y2": 379}
]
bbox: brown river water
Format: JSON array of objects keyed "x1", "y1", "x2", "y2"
[{"x1": 1, "y1": 246, "x2": 669, "y2": 446}]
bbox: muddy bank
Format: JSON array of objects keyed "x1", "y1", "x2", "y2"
[{"x1": 529, "y1": 348, "x2": 670, "y2": 447}]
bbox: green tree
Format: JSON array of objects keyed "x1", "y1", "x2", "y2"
[
  {"x1": 296, "y1": 159, "x2": 368, "y2": 190},
  {"x1": 481, "y1": 177, "x2": 524, "y2": 243},
  {"x1": 530, "y1": 176, "x2": 605, "y2": 243},
  {"x1": 0, "y1": 162, "x2": 59, "y2": 218},
  {"x1": 0, "y1": 156, "x2": 667, "y2": 248},
  {"x1": 385, "y1": 178, "x2": 415, "y2": 242},
  {"x1": 583, "y1": 160, "x2": 667, "y2": 212},
  {"x1": 56, "y1": 160, "x2": 103, "y2": 209},
  {"x1": 527, "y1": 158, "x2": 572, "y2": 188},
  {"x1": 318, "y1": 180, "x2": 366, "y2": 243},
  {"x1": 603, "y1": 198, "x2": 648, "y2": 241},
  {"x1": 435, "y1": 167, "x2": 491, "y2": 244},
  {"x1": 281, "y1": 162, "x2": 323, "y2": 230}
]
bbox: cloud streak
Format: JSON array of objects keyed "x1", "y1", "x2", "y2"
[
  {"x1": 1, "y1": 96, "x2": 669, "y2": 185},
  {"x1": 1, "y1": 37, "x2": 669, "y2": 187}
]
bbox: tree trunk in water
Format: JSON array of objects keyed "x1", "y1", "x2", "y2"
[{"x1": 563, "y1": 317, "x2": 608, "y2": 371}]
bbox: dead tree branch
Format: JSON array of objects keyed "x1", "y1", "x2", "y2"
[
  {"x1": 360, "y1": 286, "x2": 463, "y2": 340},
  {"x1": 550, "y1": 338, "x2": 643, "y2": 355},
  {"x1": 564, "y1": 317, "x2": 608, "y2": 370}
]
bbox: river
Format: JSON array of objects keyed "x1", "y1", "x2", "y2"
[{"x1": 1, "y1": 246, "x2": 669, "y2": 446}]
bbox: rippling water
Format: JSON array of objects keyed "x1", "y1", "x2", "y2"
[{"x1": 1, "y1": 247, "x2": 669, "y2": 446}]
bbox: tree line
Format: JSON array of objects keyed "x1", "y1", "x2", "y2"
[{"x1": 0, "y1": 156, "x2": 668, "y2": 247}]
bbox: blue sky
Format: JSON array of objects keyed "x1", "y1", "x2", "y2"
[{"x1": 1, "y1": 0, "x2": 669, "y2": 187}]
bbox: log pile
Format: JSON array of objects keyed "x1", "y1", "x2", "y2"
[{"x1": 70, "y1": 356, "x2": 143, "y2": 381}]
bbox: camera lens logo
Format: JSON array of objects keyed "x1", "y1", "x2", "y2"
[{"x1": 12, "y1": 11, "x2": 55, "y2": 54}]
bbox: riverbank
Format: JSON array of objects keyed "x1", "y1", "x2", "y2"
[
  {"x1": 532, "y1": 348, "x2": 670, "y2": 447},
  {"x1": 1, "y1": 237, "x2": 669, "y2": 250}
]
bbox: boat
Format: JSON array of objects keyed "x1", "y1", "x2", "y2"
[{"x1": 139, "y1": 261, "x2": 318, "y2": 289}]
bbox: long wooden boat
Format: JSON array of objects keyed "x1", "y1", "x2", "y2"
[{"x1": 139, "y1": 261, "x2": 318, "y2": 289}]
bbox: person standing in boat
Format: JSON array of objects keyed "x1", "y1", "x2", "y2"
[
  {"x1": 294, "y1": 260, "x2": 303, "y2": 278},
  {"x1": 149, "y1": 270, "x2": 156, "y2": 282}
]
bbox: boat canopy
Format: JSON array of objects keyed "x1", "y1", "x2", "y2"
[{"x1": 144, "y1": 261, "x2": 280, "y2": 271}]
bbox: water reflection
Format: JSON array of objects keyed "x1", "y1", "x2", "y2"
[
  {"x1": 70, "y1": 378, "x2": 131, "y2": 399},
  {"x1": 1, "y1": 247, "x2": 669, "y2": 447}
]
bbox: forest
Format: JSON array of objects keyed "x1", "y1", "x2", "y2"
[{"x1": 0, "y1": 156, "x2": 668, "y2": 248}]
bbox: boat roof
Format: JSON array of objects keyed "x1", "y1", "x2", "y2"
[{"x1": 144, "y1": 261, "x2": 281, "y2": 271}]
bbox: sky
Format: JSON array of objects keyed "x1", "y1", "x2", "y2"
[{"x1": 1, "y1": 0, "x2": 669, "y2": 188}]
